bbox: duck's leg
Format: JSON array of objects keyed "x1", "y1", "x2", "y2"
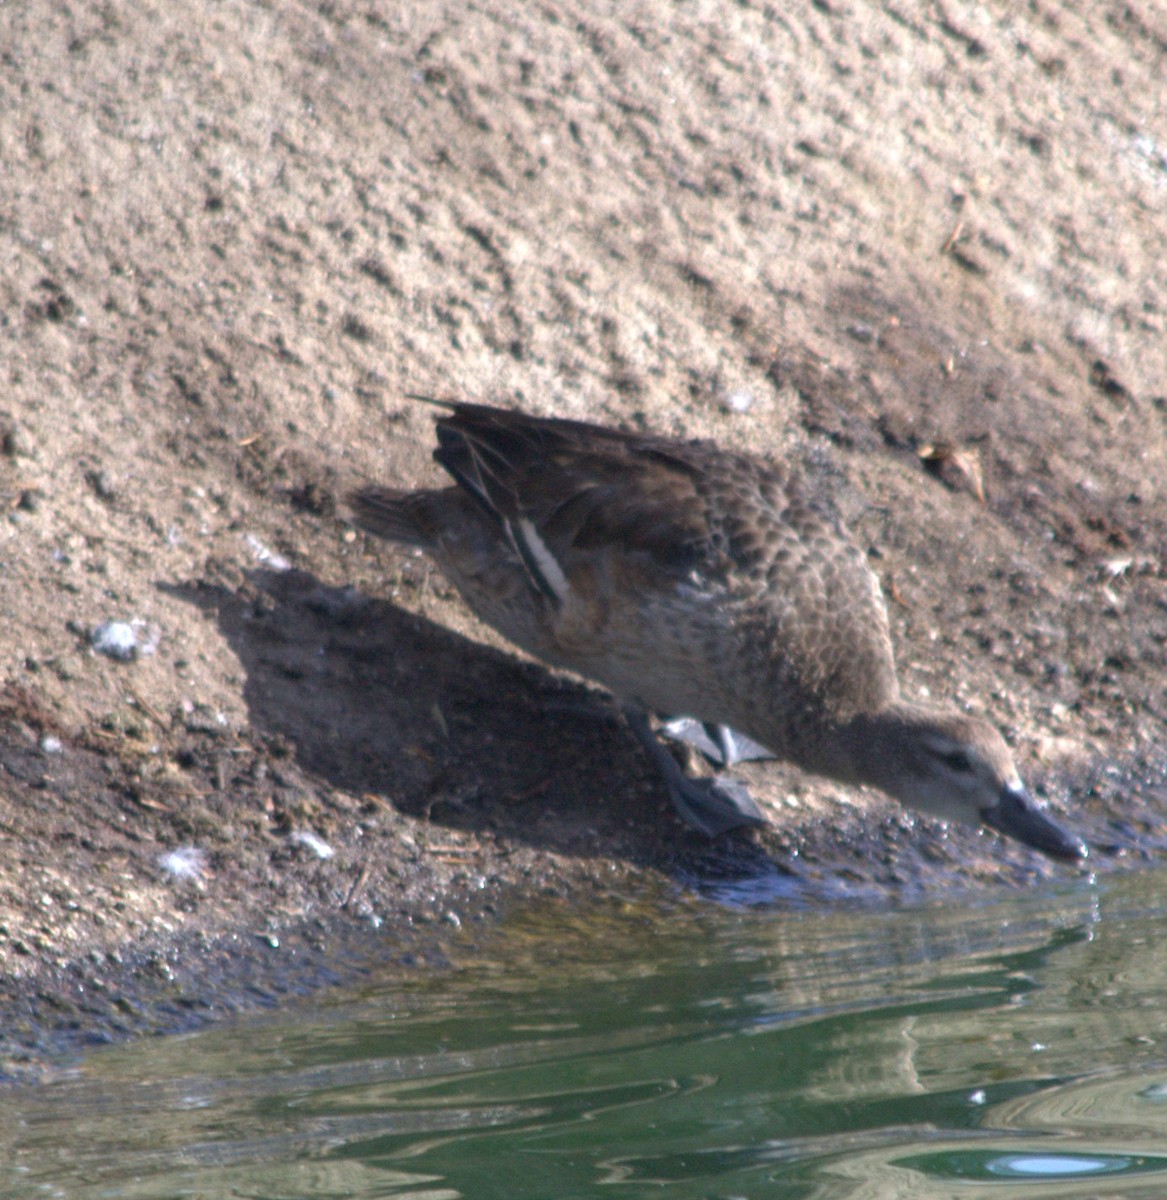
[
  {"x1": 622, "y1": 707, "x2": 768, "y2": 837},
  {"x1": 659, "y1": 718, "x2": 775, "y2": 767}
]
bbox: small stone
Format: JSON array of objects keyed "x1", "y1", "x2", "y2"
[
  {"x1": 289, "y1": 829, "x2": 334, "y2": 859},
  {"x1": 2, "y1": 420, "x2": 33, "y2": 460},
  {"x1": 289, "y1": 481, "x2": 335, "y2": 517},
  {"x1": 245, "y1": 534, "x2": 291, "y2": 571},
  {"x1": 91, "y1": 619, "x2": 160, "y2": 660},
  {"x1": 721, "y1": 389, "x2": 755, "y2": 413},
  {"x1": 87, "y1": 469, "x2": 119, "y2": 501},
  {"x1": 92, "y1": 621, "x2": 138, "y2": 661}
]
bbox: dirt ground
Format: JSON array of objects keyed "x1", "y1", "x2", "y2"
[{"x1": 1, "y1": 0, "x2": 1166, "y2": 1069}]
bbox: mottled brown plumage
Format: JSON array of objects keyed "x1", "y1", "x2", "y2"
[{"x1": 350, "y1": 400, "x2": 1085, "y2": 860}]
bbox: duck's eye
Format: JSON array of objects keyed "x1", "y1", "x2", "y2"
[{"x1": 940, "y1": 750, "x2": 973, "y2": 773}]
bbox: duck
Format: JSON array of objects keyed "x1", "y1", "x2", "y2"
[{"x1": 349, "y1": 398, "x2": 1086, "y2": 861}]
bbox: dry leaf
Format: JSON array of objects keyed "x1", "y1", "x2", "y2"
[{"x1": 918, "y1": 441, "x2": 986, "y2": 504}]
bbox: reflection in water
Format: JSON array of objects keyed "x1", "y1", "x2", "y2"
[
  {"x1": 2, "y1": 871, "x2": 1167, "y2": 1198},
  {"x1": 986, "y1": 1152, "x2": 1157, "y2": 1177}
]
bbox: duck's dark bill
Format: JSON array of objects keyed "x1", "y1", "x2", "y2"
[{"x1": 981, "y1": 785, "x2": 1088, "y2": 861}]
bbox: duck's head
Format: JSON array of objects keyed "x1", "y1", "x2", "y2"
[{"x1": 860, "y1": 707, "x2": 1088, "y2": 862}]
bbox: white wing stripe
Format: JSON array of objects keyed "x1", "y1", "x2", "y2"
[{"x1": 511, "y1": 516, "x2": 570, "y2": 603}]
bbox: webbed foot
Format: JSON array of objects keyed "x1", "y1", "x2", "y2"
[
  {"x1": 624, "y1": 708, "x2": 768, "y2": 838},
  {"x1": 659, "y1": 718, "x2": 775, "y2": 767}
]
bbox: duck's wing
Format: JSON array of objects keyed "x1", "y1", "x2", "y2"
[
  {"x1": 426, "y1": 401, "x2": 899, "y2": 718},
  {"x1": 428, "y1": 400, "x2": 727, "y2": 604}
]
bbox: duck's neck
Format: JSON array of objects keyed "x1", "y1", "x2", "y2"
[{"x1": 799, "y1": 702, "x2": 930, "y2": 794}]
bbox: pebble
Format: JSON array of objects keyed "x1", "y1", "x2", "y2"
[
  {"x1": 87, "y1": 469, "x2": 119, "y2": 501},
  {"x1": 289, "y1": 830, "x2": 334, "y2": 859},
  {"x1": 2, "y1": 420, "x2": 33, "y2": 459},
  {"x1": 246, "y1": 534, "x2": 291, "y2": 571},
  {"x1": 91, "y1": 621, "x2": 138, "y2": 661},
  {"x1": 720, "y1": 389, "x2": 755, "y2": 413},
  {"x1": 91, "y1": 619, "x2": 161, "y2": 661}
]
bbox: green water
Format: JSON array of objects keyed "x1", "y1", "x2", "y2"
[{"x1": 5, "y1": 869, "x2": 1167, "y2": 1199}]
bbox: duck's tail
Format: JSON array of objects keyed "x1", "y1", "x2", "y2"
[{"x1": 347, "y1": 487, "x2": 430, "y2": 548}]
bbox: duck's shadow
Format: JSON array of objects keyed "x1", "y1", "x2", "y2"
[{"x1": 162, "y1": 567, "x2": 776, "y2": 877}]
